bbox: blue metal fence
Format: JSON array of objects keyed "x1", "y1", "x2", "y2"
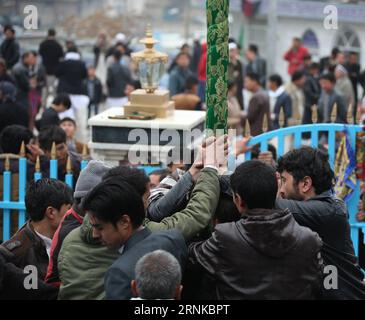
[
  {"x1": 0, "y1": 154, "x2": 162, "y2": 242},
  {"x1": 243, "y1": 123, "x2": 365, "y2": 256}
]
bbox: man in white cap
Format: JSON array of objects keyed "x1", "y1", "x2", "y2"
[
  {"x1": 335, "y1": 64, "x2": 355, "y2": 115},
  {"x1": 45, "y1": 160, "x2": 111, "y2": 287}
]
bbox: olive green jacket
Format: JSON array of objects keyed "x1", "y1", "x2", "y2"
[{"x1": 58, "y1": 167, "x2": 219, "y2": 300}]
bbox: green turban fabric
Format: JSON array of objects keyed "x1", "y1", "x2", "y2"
[{"x1": 205, "y1": 0, "x2": 229, "y2": 135}]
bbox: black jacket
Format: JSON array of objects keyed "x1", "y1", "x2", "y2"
[
  {"x1": 0, "y1": 254, "x2": 58, "y2": 300},
  {"x1": 39, "y1": 38, "x2": 64, "y2": 75},
  {"x1": 105, "y1": 228, "x2": 187, "y2": 300},
  {"x1": 83, "y1": 77, "x2": 103, "y2": 105},
  {"x1": 276, "y1": 192, "x2": 365, "y2": 299},
  {"x1": 106, "y1": 62, "x2": 131, "y2": 98},
  {"x1": 0, "y1": 38, "x2": 20, "y2": 69},
  {"x1": 272, "y1": 91, "x2": 292, "y2": 129},
  {"x1": 0, "y1": 100, "x2": 29, "y2": 134},
  {"x1": 56, "y1": 60, "x2": 87, "y2": 95},
  {"x1": 12, "y1": 62, "x2": 30, "y2": 104},
  {"x1": 188, "y1": 209, "x2": 323, "y2": 300}
]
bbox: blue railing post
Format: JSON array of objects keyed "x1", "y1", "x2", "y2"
[
  {"x1": 2, "y1": 157, "x2": 11, "y2": 241},
  {"x1": 18, "y1": 156, "x2": 27, "y2": 229},
  {"x1": 65, "y1": 156, "x2": 73, "y2": 189},
  {"x1": 50, "y1": 142, "x2": 58, "y2": 179}
]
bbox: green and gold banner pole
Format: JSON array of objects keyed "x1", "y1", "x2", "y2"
[{"x1": 205, "y1": 0, "x2": 229, "y2": 137}]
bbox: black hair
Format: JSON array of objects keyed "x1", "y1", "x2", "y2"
[
  {"x1": 320, "y1": 73, "x2": 336, "y2": 84},
  {"x1": 309, "y1": 62, "x2": 320, "y2": 70},
  {"x1": 113, "y1": 50, "x2": 122, "y2": 61},
  {"x1": 277, "y1": 147, "x2": 334, "y2": 195},
  {"x1": 53, "y1": 93, "x2": 71, "y2": 110},
  {"x1": 25, "y1": 178, "x2": 73, "y2": 222},
  {"x1": 214, "y1": 175, "x2": 241, "y2": 223},
  {"x1": 3, "y1": 25, "x2": 14, "y2": 33},
  {"x1": 331, "y1": 47, "x2": 340, "y2": 57},
  {"x1": 303, "y1": 54, "x2": 312, "y2": 61},
  {"x1": 269, "y1": 74, "x2": 283, "y2": 87},
  {"x1": 293, "y1": 37, "x2": 301, "y2": 42},
  {"x1": 248, "y1": 44, "x2": 258, "y2": 55},
  {"x1": 175, "y1": 52, "x2": 190, "y2": 61},
  {"x1": 214, "y1": 193, "x2": 241, "y2": 224},
  {"x1": 228, "y1": 80, "x2": 237, "y2": 91},
  {"x1": 83, "y1": 178, "x2": 145, "y2": 228},
  {"x1": 38, "y1": 126, "x2": 67, "y2": 152},
  {"x1": 149, "y1": 169, "x2": 170, "y2": 183},
  {"x1": 48, "y1": 29, "x2": 56, "y2": 37},
  {"x1": 0, "y1": 125, "x2": 34, "y2": 154},
  {"x1": 245, "y1": 72, "x2": 260, "y2": 84},
  {"x1": 230, "y1": 161, "x2": 278, "y2": 210},
  {"x1": 21, "y1": 51, "x2": 34, "y2": 61},
  {"x1": 59, "y1": 117, "x2": 76, "y2": 127},
  {"x1": 291, "y1": 70, "x2": 305, "y2": 82},
  {"x1": 185, "y1": 76, "x2": 199, "y2": 91},
  {"x1": 251, "y1": 143, "x2": 277, "y2": 162},
  {"x1": 103, "y1": 166, "x2": 150, "y2": 196}
]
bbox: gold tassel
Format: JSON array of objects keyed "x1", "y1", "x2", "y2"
[
  {"x1": 347, "y1": 104, "x2": 353, "y2": 124},
  {"x1": 312, "y1": 105, "x2": 318, "y2": 124},
  {"x1": 20, "y1": 141, "x2": 26, "y2": 157},
  {"x1": 262, "y1": 113, "x2": 268, "y2": 133},
  {"x1": 66, "y1": 156, "x2": 72, "y2": 173},
  {"x1": 35, "y1": 156, "x2": 41, "y2": 173},
  {"x1": 51, "y1": 142, "x2": 56, "y2": 160},
  {"x1": 245, "y1": 121, "x2": 251, "y2": 137},
  {"x1": 5, "y1": 155, "x2": 10, "y2": 171}
]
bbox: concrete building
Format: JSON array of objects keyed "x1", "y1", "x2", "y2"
[{"x1": 243, "y1": 0, "x2": 365, "y2": 80}]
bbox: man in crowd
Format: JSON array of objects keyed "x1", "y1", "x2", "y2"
[
  {"x1": 37, "y1": 93, "x2": 72, "y2": 130},
  {"x1": 0, "y1": 81, "x2": 29, "y2": 133},
  {"x1": 188, "y1": 160, "x2": 323, "y2": 299},
  {"x1": 0, "y1": 25, "x2": 20, "y2": 69},
  {"x1": 0, "y1": 178, "x2": 72, "y2": 280},
  {"x1": 106, "y1": 50, "x2": 132, "y2": 108},
  {"x1": 45, "y1": 160, "x2": 110, "y2": 287},
  {"x1": 12, "y1": 51, "x2": 38, "y2": 108},
  {"x1": 245, "y1": 72, "x2": 271, "y2": 136},
  {"x1": 276, "y1": 147, "x2": 365, "y2": 299},
  {"x1": 268, "y1": 74, "x2": 292, "y2": 129},
  {"x1": 303, "y1": 62, "x2": 321, "y2": 126},
  {"x1": 283, "y1": 37, "x2": 309, "y2": 76},
  {"x1": 285, "y1": 70, "x2": 306, "y2": 125},
  {"x1": 318, "y1": 73, "x2": 346, "y2": 123},
  {"x1": 335, "y1": 64, "x2": 355, "y2": 116},
  {"x1": 38, "y1": 126, "x2": 82, "y2": 182},
  {"x1": 169, "y1": 52, "x2": 194, "y2": 97},
  {"x1": 245, "y1": 44, "x2": 266, "y2": 87},
  {"x1": 131, "y1": 250, "x2": 183, "y2": 300},
  {"x1": 228, "y1": 42, "x2": 244, "y2": 110}
]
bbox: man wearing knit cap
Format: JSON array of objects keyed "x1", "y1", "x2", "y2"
[{"x1": 45, "y1": 160, "x2": 111, "y2": 287}]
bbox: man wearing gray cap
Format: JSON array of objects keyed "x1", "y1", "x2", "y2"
[{"x1": 45, "y1": 160, "x2": 110, "y2": 287}]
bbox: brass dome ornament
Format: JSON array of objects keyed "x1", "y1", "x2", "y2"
[{"x1": 132, "y1": 24, "x2": 169, "y2": 94}]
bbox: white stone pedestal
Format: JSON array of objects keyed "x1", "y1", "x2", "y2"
[{"x1": 88, "y1": 107, "x2": 206, "y2": 166}]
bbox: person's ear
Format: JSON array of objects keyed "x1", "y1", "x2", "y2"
[
  {"x1": 44, "y1": 206, "x2": 57, "y2": 221},
  {"x1": 175, "y1": 285, "x2": 183, "y2": 300},
  {"x1": 233, "y1": 193, "x2": 245, "y2": 214},
  {"x1": 131, "y1": 280, "x2": 138, "y2": 297},
  {"x1": 119, "y1": 215, "x2": 132, "y2": 230},
  {"x1": 301, "y1": 176, "x2": 313, "y2": 194}
]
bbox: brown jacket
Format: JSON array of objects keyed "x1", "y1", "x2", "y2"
[
  {"x1": 247, "y1": 89, "x2": 272, "y2": 136},
  {"x1": 0, "y1": 221, "x2": 49, "y2": 280}
]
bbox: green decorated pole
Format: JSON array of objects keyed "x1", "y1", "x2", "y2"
[{"x1": 205, "y1": 0, "x2": 229, "y2": 135}]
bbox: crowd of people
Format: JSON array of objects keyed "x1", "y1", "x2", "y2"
[
  {"x1": 1, "y1": 25, "x2": 365, "y2": 300},
  {"x1": 0, "y1": 135, "x2": 365, "y2": 300}
]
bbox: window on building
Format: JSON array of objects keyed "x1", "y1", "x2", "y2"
[
  {"x1": 302, "y1": 29, "x2": 319, "y2": 57},
  {"x1": 335, "y1": 27, "x2": 361, "y2": 56}
]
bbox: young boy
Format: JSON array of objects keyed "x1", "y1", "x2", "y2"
[
  {"x1": 37, "y1": 93, "x2": 72, "y2": 130},
  {"x1": 60, "y1": 117, "x2": 89, "y2": 155},
  {"x1": 84, "y1": 64, "x2": 103, "y2": 119},
  {"x1": 0, "y1": 178, "x2": 73, "y2": 280}
]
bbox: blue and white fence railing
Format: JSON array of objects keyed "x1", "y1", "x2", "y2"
[{"x1": 0, "y1": 150, "x2": 164, "y2": 242}]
